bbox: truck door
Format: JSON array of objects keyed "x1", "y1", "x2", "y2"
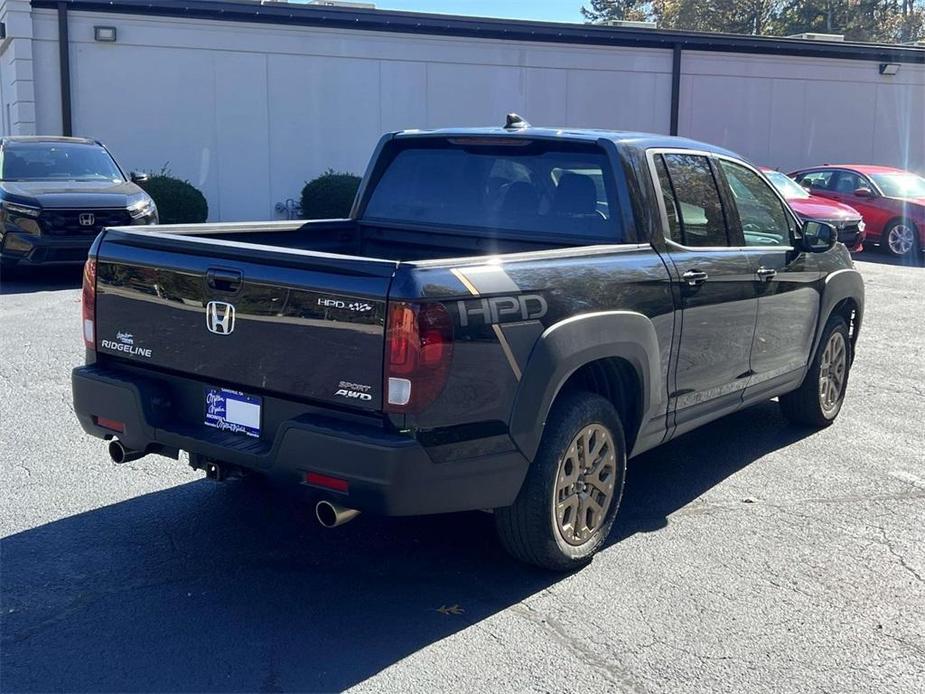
[
  {"x1": 715, "y1": 158, "x2": 822, "y2": 400},
  {"x1": 650, "y1": 151, "x2": 758, "y2": 436}
]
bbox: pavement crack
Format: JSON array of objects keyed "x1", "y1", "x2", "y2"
[
  {"x1": 511, "y1": 601, "x2": 647, "y2": 693},
  {"x1": 871, "y1": 524, "x2": 924, "y2": 584}
]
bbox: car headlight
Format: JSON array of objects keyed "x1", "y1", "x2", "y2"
[
  {"x1": 128, "y1": 198, "x2": 157, "y2": 220},
  {"x1": 2, "y1": 201, "x2": 41, "y2": 218}
]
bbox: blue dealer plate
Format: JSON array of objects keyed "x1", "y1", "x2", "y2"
[{"x1": 204, "y1": 388, "x2": 262, "y2": 438}]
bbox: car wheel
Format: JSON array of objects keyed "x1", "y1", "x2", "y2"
[
  {"x1": 779, "y1": 315, "x2": 851, "y2": 428},
  {"x1": 883, "y1": 219, "x2": 919, "y2": 258},
  {"x1": 495, "y1": 391, "x2": 626, "y2": 571}
]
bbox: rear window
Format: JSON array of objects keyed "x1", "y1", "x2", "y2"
[{"x1": 363, "y1": 139, "x2": 626, "y2": 242}]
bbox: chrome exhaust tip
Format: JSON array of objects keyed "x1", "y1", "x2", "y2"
[
  {"x1": 315, "y1": 500, "x2": 360, "y2": 528},
  {"x1": 108, "y1": 439, "x2": 145, "y2": 464}
]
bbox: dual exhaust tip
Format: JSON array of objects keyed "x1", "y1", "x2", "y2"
[{"x1": 107, "y1": 440, "x2": 360, "y2": 528}]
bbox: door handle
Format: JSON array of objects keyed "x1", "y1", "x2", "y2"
[
  {"x1": 681, "y1": 269, "x2": 709, "y2": 286},
  {"x1": 756, "y1": 266, "x2": 777, "y2": 281},
  {"x1": 207, "y1": 268, "x2": 242, "y2": 292}
]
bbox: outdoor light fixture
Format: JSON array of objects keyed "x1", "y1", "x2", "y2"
[
  {"x1": 94, "y1": 26, "x2": 117, "y2": 42},
  {"x1": 879, "y1": 63, "x2": 900, "y2": 76}
]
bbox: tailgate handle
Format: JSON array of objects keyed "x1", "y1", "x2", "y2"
[{"x1": 207, "y1": 268, "x2": 242, "y2": 292}]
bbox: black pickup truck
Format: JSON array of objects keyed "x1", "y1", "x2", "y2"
[{"x1": 72, "y1": 117, "x2": 864, "y2": 570}]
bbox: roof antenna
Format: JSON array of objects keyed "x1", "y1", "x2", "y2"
[{"x1": 504, "y1": 113, "x2": 531, "y2": 130}]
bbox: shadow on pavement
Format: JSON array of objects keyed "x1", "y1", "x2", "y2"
[
  {"x1": 0, "y1": 266, "x2": 84, "y2": 295},
  {"x1": 1, "y1": 402, "x2": 813, "y2": 692},
  {"x1": 853, "y1": 246, "x2": 923, "y2": 268}
]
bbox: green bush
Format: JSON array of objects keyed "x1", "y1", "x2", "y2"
[
  {"x1": 300, "y1": 169, "x2": 361, "y2": 220},
  {"x1": 138, "y1": 168, "x2": 208, "y2": 224}
]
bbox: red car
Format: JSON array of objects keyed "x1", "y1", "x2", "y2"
[
  {"x1": 761, "y1": 168, "x2": 865, "y2": 252},
  {"x1": 789, "y1": 165, "x2": 925, "y2": 260}
]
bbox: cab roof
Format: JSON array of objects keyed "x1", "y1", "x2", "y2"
[{"x1": 392, "y1": 125, "x2": 743, "y2": 160}]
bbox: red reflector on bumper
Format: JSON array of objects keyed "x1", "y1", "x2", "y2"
[
  {"x1": 95, "y1": 416, "x2": 125, "y2": 432},
  {"x1": 304, "y1": 472, "x2": 349, "y2": 493}
]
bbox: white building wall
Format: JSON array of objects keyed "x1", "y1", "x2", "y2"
[
  {"x1": 679, "y1": 52, "x2": 925, "y2": 174},
  {"x1": 29, "y1": 9, "x2": 673, "y2": 221},
  {"x1": 22, "y1": 7, "x2": 925, "y2": 221},
  {"x1": 0, "y1": 0, "x2": 38, "y2": 136}
]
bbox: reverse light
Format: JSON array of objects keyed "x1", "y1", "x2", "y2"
[
  {"x1": 384, "y1": 301, "x2": 454, "y2": 413},
  {"x1": 82, "y1": 258, "x2": 97, "y2": 349}
]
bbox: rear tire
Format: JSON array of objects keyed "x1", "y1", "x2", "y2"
[
  {"x1": 883, "y1": 219, "x2": 920, "y2": 259},
  {"x1": 495, "y1": 391, "x2": 627, "y2": 571},
  {"x1": 779, "y1": 315, "x2": 851, "y2": 427}
]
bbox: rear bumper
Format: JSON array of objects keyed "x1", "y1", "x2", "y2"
[
  {"x1": 1, "y1": 231, "x2": 94, "y2": 265},
  {"x1": 72, "y1": 364, "x2": 529, "y2": 516}
]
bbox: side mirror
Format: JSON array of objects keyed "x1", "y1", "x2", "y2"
[
  {"x1": 853, "y1": 187, "x2": 874, "y2": 198},
  {"x1": 800, "y1": 220, "x2": 837, "y2": 253},
  {"x1": 800, "y1": 181, "x2": 812, "y2": 192},
  {"x1": 130, "y1": 171, "x2": 149, "y2": 184}
]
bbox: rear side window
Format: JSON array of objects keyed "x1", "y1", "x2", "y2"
[
  {"x1": 656, "y1": 153, "x2": 729, "y2": 247},
  {"x1": 795, "y1": 170, "x2": 834, "y2": 191},
  {"x1": 653, "y1": 155, "x2": 682, "y2": 244},
  {"x1": 364, "y1": 140, "x2": 626, "y2": 242}
]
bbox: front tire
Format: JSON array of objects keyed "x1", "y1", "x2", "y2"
[
  {"x1": 883, "y1": 219, "x2": 920, "y2": 259},
  {"x1": 495, "y1": 391, "x2": 627, "y2": 571},
  {"x1": 779, "y1": 315, "x2": 851, "y2": 427}
]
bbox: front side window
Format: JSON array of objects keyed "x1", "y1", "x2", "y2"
[
  {"x1": 832, "y1": 171, "x2": 868, "y2": 194},
  {"x1": 719, "y1": 160, "x2": 793, "y2": 247},
  {"x1": 0, "y1": 142, "x2": 124, "y2": 182},
  {"x1": 364, "y1": 140, "x2": 625, "y2": 241},
  {"x1": 656, "y1": 153, "x2": 729, "y2": 247},
  {"x1": 765, "y1": 170, "x2": 809, "y2": 200}
]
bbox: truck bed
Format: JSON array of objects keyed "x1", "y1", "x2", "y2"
[{"x1": 135, "y1": 218, "x2": 578, "y2": 262}]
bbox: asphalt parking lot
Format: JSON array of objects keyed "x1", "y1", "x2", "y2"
[{"x1": 1, "y1": 254, "x2": 923, "y2": 693}]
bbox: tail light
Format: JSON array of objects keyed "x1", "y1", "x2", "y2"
[
  {"x1": 82, "y1": 258, "x2": 96, "y2": 349},
  {"x1": 385, "y1": 301, "x2": 453, "y2": 413}
]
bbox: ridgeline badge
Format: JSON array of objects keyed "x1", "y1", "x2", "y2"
[{"x1": 101, "y1": 331, "x2": 152, "y2": 358}]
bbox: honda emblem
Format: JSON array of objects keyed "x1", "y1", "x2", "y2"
[
  {"x1": 206, "y1": 301, "x2": 236, "y2": 335},
  {"x1": 79, "y1": 212, "x2": 95, "y2": 226}
]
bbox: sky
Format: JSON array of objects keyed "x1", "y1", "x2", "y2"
[{"x1": 371, "y1": 1, "x2": 585, "y2": 23}]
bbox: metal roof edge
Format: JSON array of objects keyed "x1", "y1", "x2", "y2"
[{"x1": 31, "y1": 0, "x2": 925, "y2": 65}]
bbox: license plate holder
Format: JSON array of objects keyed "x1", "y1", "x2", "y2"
[{"x1": 204, "y1": 387, "x2": 261, "y2": 438}]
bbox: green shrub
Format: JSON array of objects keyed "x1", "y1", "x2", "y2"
[
  {"x1": 138, "y1": 168, "x2": 208, "y2": 224},
  {"x1": 300, "y1": 169, "x2": 361, "y2": 220}
]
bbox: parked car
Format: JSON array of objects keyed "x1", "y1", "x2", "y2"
[
  {"x1": 0, "y1": 136, "x2": 157, "y2": 268},
  {"x1": 790, "y1": 164, "x2": 925, "y2": 259},
  {"x1": 72, "y1": 117, "x2": 864, "y2": 570},
  {"x1": 761, "y1": 168, "x2": 865, "y2": 252}
]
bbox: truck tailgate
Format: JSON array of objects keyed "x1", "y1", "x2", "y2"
[{"x1": 92, "y1": 229, "x2": 396, "y2": 411}]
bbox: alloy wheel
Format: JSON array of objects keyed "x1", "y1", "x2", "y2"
[
  {"x1": 888, "y1": 224, "x2": 915, "y2": 256},
  {"x1": 553, "y1": 423, "x2": 617, "y2": 546},
  {"x1": 818, "y1": 331, "x2": 847, "y2": 417}
]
